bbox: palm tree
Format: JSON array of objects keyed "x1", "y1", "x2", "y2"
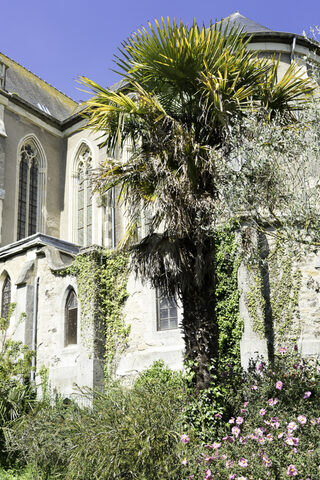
[{"x1": 81, "y1": 19, "x2": 315, "y2": 389}]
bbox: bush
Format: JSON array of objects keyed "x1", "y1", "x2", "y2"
[
  {"x1": 0, "y1": 308, "x2": 35, "y2": 467},
  {"x1": 180, "y1": 347, "x2": 320, "y2": 479},
  {"x1": 7, "y1": 362, "x2": 185, "y2": 479}
]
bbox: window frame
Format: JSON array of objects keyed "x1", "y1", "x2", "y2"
[
  {"x1": 156, "y1": 290, "x2": 179, "y2": 331},
  {"x1": 1, "y1": 275, "x2": 11, "y2": 320},
  {"x1": 64, "y1": 289, "x2": 78, "y2": 347},
  {"x1": 73, "y1": 143, "x2": 93, "y2": 247},
  {"x1": 16, "y1": 136, "x2": 46, "y2": 241}
]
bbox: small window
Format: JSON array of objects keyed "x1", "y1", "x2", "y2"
[
  {"x1": 65, "y1": 290, "x2": 78, "y2": 346},
  {"x1": 156, "y1": 291, "x2": 178, "y2": 331},
  {"x1": 1, "y1": 275, "x2": 11, "y2": 320}
]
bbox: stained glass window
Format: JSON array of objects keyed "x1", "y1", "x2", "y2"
[
  {"x1": 1, "y1": 276, "x2": 11, "y2": 320},
  {"x1": 65, "y1": 289, "x2": 78, "y2": 346}
]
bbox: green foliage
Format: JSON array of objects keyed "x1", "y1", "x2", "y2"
[
  {"x1": 62, "y1": 248, "x2": 130, "y2": 376},
  {"x1": 246, "y1": 241, "x2": 302, "y2": 346},
  {"x1": 134, "y1": 359, "x2": 183, "y2": 393},
  {"x1": 180, "y1": 348, "x2": 320, "y2": 479},
  {"x1": 215, "y1": 224, "x2": 242, "y2": 367},
  {"x1": 0, "y1": 465, "x2": 41, "y2": 480},
  {"x1": 98, "y1": 250, "x2": 130, "y2": 372},
  {"x1": 182, "y1": 361, "x2": 227, "y2": 443},
  {"x1": 0, "y1": 306, "x2": 35, "y2": 467},
  {"x1": 7, "y1": 365, "x2": 185, "y2": 480}
]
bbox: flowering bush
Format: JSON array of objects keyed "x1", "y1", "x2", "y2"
[{"x1": 180, "y1": 348, "x2": 320, "y2": 479}]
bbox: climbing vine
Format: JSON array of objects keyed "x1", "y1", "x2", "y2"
[
  {"x1": 215, "y1": 223, "x2": 243, "y2": 368},
  {"x1": 246, "y1": 239, "x2": 302, "y2": 347},
  {"x1": 61, "y1": 248, "x2": 130, "y2": 378}
]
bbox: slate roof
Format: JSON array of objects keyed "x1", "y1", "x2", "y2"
[
  {"x1": 219, "y1": 11, "x2": 272, "y2": 34},
  {"x1": 0, "y1": 52, "x2": 78, "y2": 122}
]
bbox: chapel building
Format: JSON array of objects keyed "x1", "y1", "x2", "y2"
[{"x1": 0, "y1": 13, "x2": 319, "y2": 397}]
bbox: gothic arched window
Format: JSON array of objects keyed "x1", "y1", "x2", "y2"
[
  {"x1": 65, "y1": 289, "x2": 78, "y2": 346},
  {"x1": 1, "y1": 275, "x2": 11, "y2": 320},
  {"x1": 17, "y1": 139, "x2": 46, "y2": 240},
  {"x1": 74, "y1": 144, "x2": 93, "y2": 246}
]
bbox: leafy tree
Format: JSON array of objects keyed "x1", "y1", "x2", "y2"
[{"x1": 81, "y1": 19, "x2": 316, "y2": 389}]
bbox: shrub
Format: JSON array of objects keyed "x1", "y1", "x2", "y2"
[
  {"x1": 180, "y1": 347, "x2": 320, "y2": 479},
  {"x1": 7, "y1": 362, "x2": 185, "y2": 479},
  {"x1": 0, "y1": 307, "x2": 35, "y2": 467}
]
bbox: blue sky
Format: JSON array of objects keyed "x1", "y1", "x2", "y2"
[{"x1": 2, "y1": 0, "x2": 320, "y2": 102}]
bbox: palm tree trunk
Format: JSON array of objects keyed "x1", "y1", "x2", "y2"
[{"x1": 180, "y1": 241, "x2": 219, "y2": 390}]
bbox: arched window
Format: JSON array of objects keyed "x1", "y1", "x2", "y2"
[
  {"x1": 17, "y1": 139, "x2": 46, "y2": 240},
  {"x1": 65, "y1": 289, "x2": 78, "y2": 346},
  {"x1": 74, "y1": 144, "x2": 93, "y2": 246},
  {"x1": 1, "y1": 275, "x2": 11, "y2": 320}
]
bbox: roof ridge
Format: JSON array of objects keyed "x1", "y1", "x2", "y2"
[{"x1": 0, "y1": 50, "x2": 78, "y2": 105}]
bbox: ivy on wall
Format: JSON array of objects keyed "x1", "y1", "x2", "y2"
[
  {"x1": 61, "y1": 248, "x2": 130, "y2": 377},
  {"x1": 246, "y1": 239, "x2": 302, "y2": 348},
  {"x1": 215, "y1": 224, "x2": 243, "y2": 368}
]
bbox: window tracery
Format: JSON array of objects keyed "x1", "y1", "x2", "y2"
[
  {"x1": 17, "y1": 139, "x2": 45, "y2": 240},
  {"x1": 74, "y1": 144, "x2": 93, "y2": 246}
]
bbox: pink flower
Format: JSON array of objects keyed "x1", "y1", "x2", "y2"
[
  {"x1": 243, "y1": 401, "x2": 249, "y2": 407},
  {"x1": 181, "y1": 458, "x2": 187, "y2": 465},
  {"x1": 215, "y1": 413, "x2": 222, "y2": 418},
  {"x1": 297, "y1": 415, "x2": 307, "y2": 425},
  {"x1": 228, "y1": 417, "x2": 235, "y2": 424},
  {"x1": 211, "y1": 442, "x2": 221, "y2": 449},
  {"x1": 251, "y1": 385, "x2": 258, "y2": 391},
  {"x1": 285, "y1": 436, "x2": 299, "y2": 446},
  {"x1": 225, "y1": 460, "x2": 233, "y2": 468},
  {"x1": 238, "y1": 477, "x2": 247, "y2": 480},
  {"x1": 229, "y1": 475, "x2": 236, "y2": 480},
  {"x1": 278, "y1": 432, "x2": 285, "y2": 439},
  {"x1": 255, "y1": 427, "x2": 264, "y2": 437},
  {"x1": 232, "y1": 426, "x2": 240, "y2": 437},
  {"x1": 279, "y1": 346, "x2": 287, "y2": 354},
  {"x1": 204, "y1": 469, "x2": 212, "y2": 480},
  {"x1": 236, "y1": 416, "x2": 244, "y2": 425},
  {"x1": 287, "y1": 422, "x2": 298, "y2": 432},
  {"x1": 238, "y1": 458, "x2": 248, "y2": 467},
  {"x1": 304, "y1": 391, "x2": 311, "y2": 399},
  {"x1": 256, "y1": 362, "x2": 264, "y2": 372},
  {"x1": 180, "y1": 434, "x2": 190, "y2": 444},
  {"x1": 276, "y1": 381, "x2": 283, "y2": 390},
  {"x1": 268, "y1": 398, "x2": 278, "y2": 406},
  {"x1": 287, "y1": 464, "x2": 298, "y2": 476},
  {"x1": 263, "y1": 457, "x2": 272, "y2": 468},
  {"x1": 266, "y1": 433, "x2": 273, "y2": 441},
  {"x1": 259, "y1": 408, "x2": 266, "y2": 416}
]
